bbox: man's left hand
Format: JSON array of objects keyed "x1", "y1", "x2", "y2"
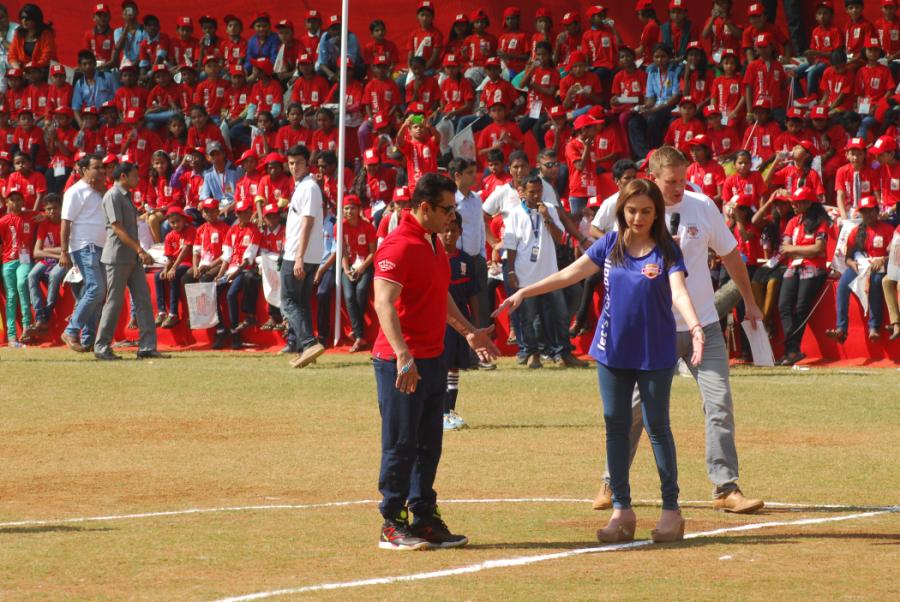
[
  {"x1": 466, "y1": 325, "x2": 500, "y2": 363},
  {"x1": 743, "y1": 297, "x2": 764, "y2": 330}
]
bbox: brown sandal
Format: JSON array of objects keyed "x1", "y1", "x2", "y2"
[{"x1": 825, "y1": 329, "x2": 847, "y2": 343}]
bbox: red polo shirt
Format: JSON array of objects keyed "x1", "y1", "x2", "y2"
[{"x1": 372, "y1": 212, "x2": 450, "y2": 360}]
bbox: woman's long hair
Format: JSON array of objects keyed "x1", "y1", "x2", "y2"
[
  {"x1": 801, "y1": 202, "x2": 831, "y2": 235},
  {"x1": 609, "y1": 178, "x2": 680, "y2": 269},
  {"x1": 17, "y1": 4, "x2": 52, "y2": 36}
]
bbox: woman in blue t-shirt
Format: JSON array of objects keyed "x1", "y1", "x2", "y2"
[{"x1": 494, "y1": 178, "x2": 704, "y2": 544}]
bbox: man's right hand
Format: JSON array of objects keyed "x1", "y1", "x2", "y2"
[
  {"x1": 293, "y1": 261, "x2": 306, "y2": 280},
  {"x1": 140, "y1": 251, "x2": 153, "y2": 266},
  {"x1": 59, "y1": 250, "x2": 72, "y2": 269}
]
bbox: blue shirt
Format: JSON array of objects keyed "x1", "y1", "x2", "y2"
[
  {"x1": 199, "y1": 164, "x2": 242, "y2": 204},
  {"x1": 114, "y1": 26, "x2": 149, "y2": 64},
  {"x1": 72, "y1": 71, "x2": 119, "y2": 111},
  {"x1": 645, "y1": 63, "x2": 683, "y2": 106},
  {"x1": 321, "y1": 211, "x2": 337, "y2": 262},
  {"x1": 315, "y1": 32, "x2": 362, "y2": 73},
  {"x1": 244, "y1": 33, "x2": 281, "y2": 73},
  {"x1": 586, "y1": 232, "x2": 687, "y2": 371}
]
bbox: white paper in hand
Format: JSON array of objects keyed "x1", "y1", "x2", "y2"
[{"x1": 741, "y1": 320, "x2": 775, "y2": 367}]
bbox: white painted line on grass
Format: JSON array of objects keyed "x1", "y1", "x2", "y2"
[
  {"x1": 210, "y1": 510, "x2": 895, "y2": 602},
  {"x1": 1, "y1": 498, "x2": 897, "y2": 529}
]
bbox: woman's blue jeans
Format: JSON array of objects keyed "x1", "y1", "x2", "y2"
[
  {"x1": 597, "y1": 362, "x2": 680, "y2": 511},
  {"x1": 836, "y1": 268, "x2": 886, "y2": 331}
]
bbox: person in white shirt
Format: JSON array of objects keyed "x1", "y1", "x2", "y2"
[
  {"x1": 450, "y1": 158, "x2": 489, "y2": 329},
  {"x1": 590, "y1": 146, "x2": 766, "y2": 515},
  {"x1": 58, "y1": 154, "x2": 108, "y2": 352},
  {"x1": 503, "y1": 172, "x2": 587, "y2": 369},
  {"x1": 281, "y1": 145, "x2": 325, "y2": 369}
]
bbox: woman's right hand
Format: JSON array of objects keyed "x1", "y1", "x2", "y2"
[
  {"x1": 689, "y1": 326, "x2": 705, "y2": 366},
  {"x1": 491, "y1": 290, "x2": 524, "y2": 319}
]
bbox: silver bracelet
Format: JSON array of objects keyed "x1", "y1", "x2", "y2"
[{"x1": 399, "y1": 358, "x2": 415, "y2": 374}]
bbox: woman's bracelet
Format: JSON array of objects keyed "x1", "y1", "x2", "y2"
[{"x1": 690, "y1": 324, "x2": 704, "y2": 335}]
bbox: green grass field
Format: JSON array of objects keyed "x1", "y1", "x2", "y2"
[{"x1": 1, "y1": 349, "x2": 898, "y2": 600}]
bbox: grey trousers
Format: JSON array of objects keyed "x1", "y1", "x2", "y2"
[
  {"x1": 470, "y1": 253, "x2": 491, "y2": 329},
  {"x1": 601, "y1": 324, "x2": 740, "y2": 498},
  {"x1": 95, "y1": 261, "x2": 158, "y2": 354}
]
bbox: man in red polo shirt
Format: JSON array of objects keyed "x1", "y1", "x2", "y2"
[{"x1": 373, "y1": 172, "x2": 498, "y2": 551}]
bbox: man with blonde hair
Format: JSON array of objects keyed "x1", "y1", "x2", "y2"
[{"x1": 591, "y1": 145, "x2": 765, "y2": 514}]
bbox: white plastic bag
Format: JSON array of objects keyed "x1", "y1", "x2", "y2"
[
  {"x1": 831, "y1": 219, "x2": 861, "y2": 274},
  {"x1": 259, "y1": 253, "x2": 282, "y2": 309},
  {"x1": 185, "y1": 282, "x2": 219, "y2": 329}
]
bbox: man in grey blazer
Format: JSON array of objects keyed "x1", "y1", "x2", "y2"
[{"x1": 94, "y1": 162, "x2": 166, "y2": 360}]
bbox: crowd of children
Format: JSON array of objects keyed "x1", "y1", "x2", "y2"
[{"x1": 1, "y1": 0, "x2": 899, "y2": 363}]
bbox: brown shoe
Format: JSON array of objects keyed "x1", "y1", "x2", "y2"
[
  {"x1": 154, "y1": 313, "x2": 166, "y2": 327},
  {"x1": 596, "y1": 513, "x2": 636, "y2": 544},
  {"x1": 259, "y1": 318, "x2": 278, "y2": 331},
  {"x1": 160, "y1": 315, "x2": 179, "y2": 329},
  {"x1": 651, "y1": 511, "x2": 685, "y2": 543},
  {"x1": 526, "y1": 353, "x2": 542, "y2": 369},
  {"x1": 592, "y1": 482, "x2": 613, "y2": 510},
  {"x1": 235, "y1": 317, "x2": 257, "y2": 332},
  {"x1": 560, "y1": 353, "x2": 589, "y2": 368},
  {"x1": 60, "y1": 332, "x2": 85, "y2": 353},
  {"x1": 290, "y1": 342, "x2": 325, "y2": 368},
  {"x1": 712, "y1": 489, "x2": 765, "y2": 514}
]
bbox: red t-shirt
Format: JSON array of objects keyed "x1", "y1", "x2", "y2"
[
  {"x1": 363, "y1": 77, "x2": 400, "y2": 118},
  {"x1": 771, "y1": 165, "x2": 825, "y2": 197},
  {"x1": 559, "y1": 71, "x2": 602, "y2": 109},
  {"x1": 480, "y1": 78, "x2": 520, "y2": 111},
  {"x1": 582, "y1": 26, "x2": 617, "y2": 69},
  {"x1": 257, "y1": 173, "x2": 295, "y2": 205},
  {"x1": 405, "y1": 75, "x2": 441, "y2": 112},
  {"x1": 310, "y1": 128, "x2": 339, "y2": 154},
  {"x1": 187, "y1": 122, "x2": 225, "y2": 151},
  {"x1": 638, "y1": 20, "x2": 661, "y2": 65},
  {"x1": 398, "y1": 133, "x2": 439, "y2": 189},
  {"x1": 222, "y1": 37, "x2": 247, "y2": 67},
  {"x1": 226, "y1": 83, "x2": 252, "y2": 117},
  {"x1": 84, "y1": 28, "x2": 115, "y2": 63},
  {"x1": 809, "y1": 25, "x2": 841, "y2": 65},
  {"x1": 366, "y1": 167, "x2": 397, "y2": 206},
  {"x1": 844, "y1": 18, "x2": 876, "y2": 57},
  {"x1": 722, "y1": 171, "x2": 766, "y2": 203},
  {"x1": 147, "y1": 177, "x2": 183, "y2": 210},
  {"x1": 170, "y1": 36, "x2": 201, "y2": 67},
  {"x1": 682, "y1": 70, "x2": 713, "y2": 106},
  {"x1": 225, "y1": 222, "x2": 262, "y2": 268},
  {"x1": 848, "y1": 221, "x2": 895, "y2": 259},
  {"x1": 338, "y1": 219, "x2": 377, "y2": 263},
  {"x1": 441, "y1": 75, "x2": 475, "y2": 114},
  {"x1": 0, "y1": 212, "x2": 34, "y2": 262},
  {"x1": 835, "y1": 164, "x2": 880, "y2": 211},
  {"x1": 592, "y1": 124, "x2": 625, "y2": 170},
  {"x1": 743, "y1": 59, "x2": 786, "y2": 108},
  {"x1": 876, "y1": 17, "x2": 900, "y2": 56},
  {"x1": 251, "y1": 79, "x2": 284, "y2": 115},
  {"x1": 362, "y1": 38, "x2": 400, "y2": 68},
  {"x1": 855, "y1": 64, "x2": 894, "y2": 105},
  {"x1": 407, "y1": 27, "x2": 444, "y2": 66},
  {"x1": 115, "y1": 85, "x2": 148, "y2": 115},
  {"x1": 820, "y1": 66, "x2": 855, "y2": 111},
  {"x1": 664, "y1": 118, "x2": 706, "y2": 154},
  {"x1": 742, "y1": 120, "x2": 781, "y2": 162},
  {"x1": 476, "y1": 121, "x2": 523, "y2": 164},
  {"x1": 464, "y1": 33, "x2": 497, "y2": 68},
  {"x1": 784, "y1": 214, "x2": 829, "y2": 270},
  {"x1": 26, "y1": 83, "x2": 50, "y2": 119},
  {"x1": 164, "y1": 225, "x2": 196, "y2": 265},
  {"x1": 35, "y1": 219, "x2": 61, "y2": 264},
  {"x1": 372, "y1": 212, "x2": 450, "y2": 360},
  {"x1": 878, "y1": 161, "x2": 900, "y2": 207},
  {"x1": 7, "y1": 170, "x2": 47, "y2": 212},
  {"x1": 498, "y1": 32, "x2": 529, "y2": 72},
  {"x1": 565, "y1": 137, "x2": 596, "y2": 198},
  {"x1": 195, "y1": 220, "x2": 229, "y2": 262},
  {"x1": 611, "y1": 69, "x2": 647, "y2": 104},
  {"x1": 47, "y1": 82, "x2": 73, "y2": 115},
  {"x1": 291, "y1": 74, "x2": 330, "y2": 107},
  {"x1": 147, "y1": 83, "x2": 191, "y2": 112},
  {"x1": 275, "y1": 125, "x2": 311, "y2": 153},
  {"x1": 194, "y1": 78, "x2": 229, "y2": 117},
  {"x1": 733, "y1": 223, "x2": 764, "y2": 265},
  {"x1": 686, "y1": 160, "x2": 726, "y2": 202},
  {"x1": 261, "y1": 224, "x2": 285, "y2": 254},
  {"x1": 707, "y1": 125, "x2": 741, "y2": 158}
]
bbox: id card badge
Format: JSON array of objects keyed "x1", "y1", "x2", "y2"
[
  {"x1": 529, "y1": 100, "x2": 542, "y2": 119},
  {"x1": 19, "y1": 249, "x2": 31, "y2": 264},
  {"x1": 530, "y1": 245, "x2": 540, "y2": 262},
  {"x1": 53, "y1": 160, "x2": 66, "y2": 177},
  {"x1": 858, "y1": 98, "x2": 871, "y2": 115}
]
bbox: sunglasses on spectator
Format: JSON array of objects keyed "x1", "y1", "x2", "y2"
[{"x1": 540, "y1": 161, "x2": 559, "y2": 168}]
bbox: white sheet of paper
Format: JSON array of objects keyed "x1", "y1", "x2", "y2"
[
  {"x1": 848, "y1": 257, "x2": 871, "y2": 316},
  {"x1": 888, "y1": 232, "x2": 900, "y2": 281},
  {"x1": 741, "y1": 320, "x2": 775, "y2": 367}
]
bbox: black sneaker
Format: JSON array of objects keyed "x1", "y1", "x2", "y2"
[
  {"x1": 212, "y1": 331, "x2": 227, "y2": 350},
  {"x1": 379, "y1": 509, "x2": 431, "y2": 551},
  {"x1": 411, "y1": 506, "x2": 469, "y2": 549},
  {"x1": 230, "y1": 331, "x2": 243, "y2": 350}
]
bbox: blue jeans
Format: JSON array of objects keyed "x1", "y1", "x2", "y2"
[
  {"x1": 627, "y1": 108, "x2": 672, "y2": 161},
  {"x1": 341, "y1": 266, "x2": 373, "y2": 340},
  {"x1": 316, "y1": 265, "x2": 335, "y2": 346},
  {"x1": 154, "y1": 265, "x2": 189, "y2": 315},
  {"x1": 520, "y1": 289, "x2": 569, "y2": 358},
  {"x1": 836, "y1": 268, "x2": 886, "y2": 331},
  {"x1": 374, "y1": 356, "x2": 447, "y2": 519},
  {"x1": 280, "y1": 259, "x2": 318, "y2": 351},
  {"x1": 456, "y1": 113, "x2": 491, "y2": 134},
  {"x1": 792, "y1": 61, "x2": 826, "y2": 97},
  {"x1": 65, "y1": 244, "x2": 107, "y2": 347},
  {"x1": 597, "y1": 362, "x2": 679, "y2": 511},
  {"x1": 28, "y1": 261, "x2": 66, "y2": 323},
  {"x1": 224, "y1": 270, "x2": 259, "y2": 330}
]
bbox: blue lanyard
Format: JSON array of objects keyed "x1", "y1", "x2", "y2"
[{"x1": 522, "y1": 201, "x2": 541, "y2": 239}]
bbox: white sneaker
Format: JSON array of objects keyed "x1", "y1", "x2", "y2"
[
  {"x1": 448, "y1": 411, "x2": 468, "y2": 429},
  {"x1": 443, "y1": 414, "x2": 459, "y2": 431}
]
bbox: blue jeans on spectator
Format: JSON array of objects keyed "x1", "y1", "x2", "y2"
[
  {"x1": 280, "y1": 259, "x2": 319, "y2": 352},
  {"x1": 374, "y1": 356, "x2": 447, "y2": 519},
  {"x1": 520, "y1": 289, "x2": 568, "y2": 358},
  {"x1": 145, "y1": 110, "x2": 177, "y2": 127},
  {"x1": 858, "y1": 115, "x2": 878, "y2": 140},
  {"x1": 341, "y1": 266, "x2": 373, "y2": 341},
  {"x1": 597, "y1": 362, "x2": 679, "y2": 511},
  {"x1": 569, "y1": 196, "x2": 588, "y2": 218},
  {"x1": 65, "y1": 244, "x2": 107, "y2": 348},
  {"x1": 316, "y1": 264, "x2": 335, "y2": 346},
  {"x1": 456, "y1": 112, "x2": 491, "y2": 134},
  {"x1": 793, "y1": 61, "x2": 826, "y2": 97},
  {"x1": 28, "y1": 262, "x2": 66, "y2": 323},
  {"x1": 627, "y1": 107, "x2": 672, "y2": 160},
  {"x1": 836, "y1": 268, "x2": 886, "y2": 332},
  {"x1": 224, "y1": 270, "x2": 259, "y2": 331},
  {"x1": 154, "y1": 265, "x2": 189, "y2": 316}
]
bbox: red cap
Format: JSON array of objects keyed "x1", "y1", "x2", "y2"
[
  {"x1": 0, "y1": 150, "x2": 12, "y2": 162},
  {"x1": 560, "y1": 11, "x2": 578, "y2": 25},
  {"x1": 573, "y1": 114, "x2": 601, "y2": 130},
  {"x1": 200, "y1": 198, "x2": 219, "y2": 210},
  {"x1": 406, "y1": 102, "x2": 427, "y2": 115},
  {"x1": 668, "y1": 0, "x2": 686, "y2": 9},
  {"x1": 363, "y1": 148, "x2": 380, "y2": 165},
  {"x1": 235, "y1": 199, "x2": 254, "y2": 212},
  {"x1": 587, "y1": 196, "x2": 602, "y2": 208},
  {"x1": 678, "y1": 96, "x2": 697, "y2": 106},
  {"x1": 152, "y1": 63, "x2": 169, "y2": 74},
  {"x1": 796, "y1": 139, "x2": 817, "y2": 155},
  {"x1": 503, "y1": 7, "x2": 521, "y2": 19},
  {"x1": 845, "y1": 137, "x2": 868, "y2": 151},
  {"x1": 373, "y1": 54, "x2": 389, "y2": 66},
  {"x1": 883, "y1": 0, "x2": 898, "y2": 6},
  {"x1": 202, "y1": 54, "x2": 218, "y2": 66},
  {"x1": 755, "y1": 32, "x2": 773, "y2": 47},
  {"x1": 810, "y1": 105, "x2": 828, "y2": 120},
  {"x1": 470, "y1": 9, "x2": 489, "y2": 23},
  {"x1": 588, "y1": 105, "x2": 606, "y2": 119},
  {"x1": 721, "y1": 47, "x2": 739, "y2": 60},
  {"x1": 568, "y1": 50, "x2": 588, "y2": 67},
  {"x1": 870, "y1": 135, "x2": 898, "y2": 154},
  {"x1": 858, "y1": 195, "x2": 879, "y2": 210},
  {"x1": 635, "y1": 0, "x2": 654, "y2": 10},
  {"x1": 586, "y1": 5, "x2": 607, "y2": 18},
  {"x1": 81, "y1": 106, "x2": 99, "y2": 116},
  {"x1": 535, "y1": 7, "x2": 552, "y2": 19},
  {"x1": 327, "y1": 14, "x2": 341, "y2": 28},
  {"x1": 49, "y1": 64, "x2": 65, "y2": 76},
  {"x1": 298, "y1": 53, "x2": 314, "y2": 65},
  {"x1": 95, "y1": 3, "x2": 111, "y2": 14},
  {"x1": 260, "y1": 152, "x2": 286, "y2": 168},
  {"x1": 306, "y1": 10, "x2": 321, "y2": 21},
  {"x1": 52, "y1": 106, "x2": 74, "y2": 118},
  {"x1": 442, "y1": 54, "x2": 460, "y2": 67},
  {"x1": 753, "y1": 98, "x2": 773, "y2": 110},
  {"x1": 262, "y1": 202, "x2": 281, "y2": 216},
  {"x1": 748, "y1": 2, "x2": 765, "y2": 16},
  {"x1": 485, "y1": 56, "x2": 502, "y2": 68},
  {"x1": 276, "y1": 19, "x2": 294, "y2": 31},
  {"x1": 177, "y1": 16, "x2": 193, "y2": 28},
  {"x1": 864, "y1": 37, "x2": 882, "y2": 50},
  {"x1": 253, "y1": 58, "x2": 274, "y2": 75},
  {"x1": 686, "y1": 40, "x2": 705, "y2": 54},
  {"x1": 687, "y1": 134, "x2": 711, "y2": 147},
  {"x1": 236, "y1": 150, "x2": 257, "y2": 164},
  {"x1": 393, "y1": 186, "x2": 411, "y2": 202},
  {"x1": 344, "y1": 194, "x2": 362, "y2": 207},
  {"x1": 702, "y1": 106, "x2": 722, "y2": 117},
  {"x1": 734, "y1": 194, "x2": 756, "y2": 208},
  {"x1": 454, "y1": 13, "x2": 469, "y2": 24},
  {"x1": 102, "y1": 153, "x2": 119, "y2": 165},
  {"x1": 548, "y1": 105, "x2": 566, "y2": 119},
  {"x1": 229, "y1": 65, "x2": 245, "y2": 77},
  {"x1": 6, "y1": 67, "x2": 22, "y2": 78},
  {"x1": 817, "y1": 0, "x2": 834, "y2": 9},
  {"x1": 791, "y1": 186, "x2": 820, "y2": 203},
  {"x1": 166, "y1": 206, "x2": 189, "y2": 219},
  {"x1": 786, "y1": 107, "x2": 805, "y2": 120},
  {"x1": 417, "y1": 1, "x2": 435, "y2": 14}
]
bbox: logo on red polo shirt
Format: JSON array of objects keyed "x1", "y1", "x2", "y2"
[
  {"x1": 641, "y1": 263, "x2": 661, "y2": 279},
  {"x1": 378, "y1": 259, "x2": 396, "y2": 272}
]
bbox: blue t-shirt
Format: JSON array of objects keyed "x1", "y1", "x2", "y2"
[{"x1": 586, "y1": 232, "x2": 687, "y2": 371}]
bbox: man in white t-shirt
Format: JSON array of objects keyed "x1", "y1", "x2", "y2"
[
  {"x1": 281, "y1": 145, "x2": 325, "y2": 368},
  {"x1": 503, "y1": 173, "x2": 587, "y2": 369},
  {"x1": 58, "y1": 154, "x2": 108, "y2": 352},
  {"x1": 591, "y1": 146, "x2": 766, "y2": 514}
]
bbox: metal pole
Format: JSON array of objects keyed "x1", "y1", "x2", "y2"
[{"x1": 333, "y1": 0, "x2": 350, "y2": 347}]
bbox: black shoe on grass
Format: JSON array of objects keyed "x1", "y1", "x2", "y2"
[
  {"x1": 379, "y1": 509, "x2": 431, "y2": 551},
  {"x1": 411, "y1": 506, "x2": 469, "y2": 549}
]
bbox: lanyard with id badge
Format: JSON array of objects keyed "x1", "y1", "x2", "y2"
[{"x1": 524, "y1": 202, "x2": 541, "y2": 263}]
